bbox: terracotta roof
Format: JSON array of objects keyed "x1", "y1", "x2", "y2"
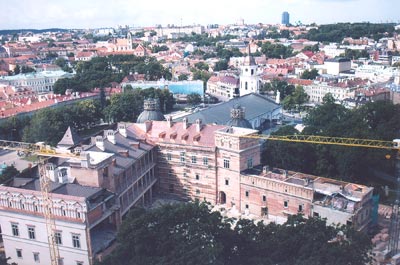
[{"x1": 128, "y1": 121, "x2": 225, "y2": 147}]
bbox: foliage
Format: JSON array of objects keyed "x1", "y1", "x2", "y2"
[
  {"x1": 22, "y1": 99, "x2": 103, "y2": 146},
  {"x1": 54, "y1": 57, "x2": 73, "y2": 72},
  {"x1": 175, "y1": 33, "x2": 236, "y2": 47},
  {"x1": 103, "y1": 87, "x2": 175, "y2": 123},
  {"x1": 300, "y1": 69, "x2": 319, "y2": 80},
  {"x1": 261, "y1": 79, "x2": 294, "y2": 100},
  {"x1": 263, "y1": 99, "x2": 400, "y2": 182},
  {"x1": 302, "y1": 44, "x2": 320, "y2": 52},
  {"x1": 186, "y1": 93, "x2": 202, "y2": 106},
  {"x1": 344, "y1": 49, "x2": 370, "y2": 60},
  {"x1": 282, "y1": 86, "x2": 309, "y2": 111},
  {"x1": 151, "y1": 45, "x2": 169, "y2": 53},
  {"x1": 194, "y1": 61, "x2": 209, "y2": 71},
  {"x1": 299, "y1": 23, "x2": 396, "y2": 42},
  {"x1": 261, "y1": 42, "x2": 294, "y2": 59},
  {"x1": 53, "y1": 55, "x2": 172, "y2": 93},
  {"x1": 213, "y1": 60, "x2": 228, "y2": 71},
  {"x1": 216, "y1": 45, "x2": 243, "y2": 61},
  {"x1": 0, "y1": 116, "x2": 30, "y2": 141},
  {"x1": 97, "y1": 202, "x2": 372, "y2": 265},
  {"x1": 0, "y1": 165, "x2": 19, "y2": 184},
  {"x1": 20, "y1": 65, "x2": 36, "y2": 74},
  {"x1": 178, "y1": 74, "x2": 189, "y2": 81}
]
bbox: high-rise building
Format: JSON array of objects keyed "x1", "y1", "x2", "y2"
[{"x1": 282, "y1": 11, "x2": 290, "y2": 25}]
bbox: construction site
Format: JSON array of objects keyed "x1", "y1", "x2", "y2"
[{"x1": 0, "y1": 115, "x2": 400, "y2": 264}]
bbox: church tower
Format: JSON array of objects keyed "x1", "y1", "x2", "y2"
[
  {"x1": 239, "y1": 45, "x2": 260, "y2": 97},
  {"x1": 127, "y1": 32, "x2": 133, "y2": 50}
]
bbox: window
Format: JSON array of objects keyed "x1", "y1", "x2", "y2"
[
  {"x1": 203, "y1": 157, "x2": 208, "y2": 166},
  {"x1": 76, "y1": 209, "x2": 81, "y2": 219},
  {"x1": 16, "y1": 249, "x2": 22, "y2": 258},
  {"x1": 11, "y1": 223, "x2": 19, "y2": 236},
  {"x1": 298, "y1": 204, "x2": 303, "y2": 212},
  {"x1": 225, "y1": 179, "x2": 229, "y2": 185},
  {"x1": 191, "y1": 155, "x2": 197, "y2": 164},
  {"x1": 168, "y1": 184, "x2": 174, "y2": 193},
  {"x1": 61, "y1": 206, "x2": 66, "y2": 216},
  {"x1": 245, "y1": 191, "x2": 249, "y2": 197},
  {"x1": 223, "y1": 159, "x2": 230, "y2": 169},
  {"x1": 245, "y1": 204, "x2": 249, "y2": 209},
  {"x1": 262, "y1": 195, "x2": 266, "y2": 202},
  {"x1": 76, "y1": 262, "x2": 83, "y2": 265},
  {"x1": 180, "y1": 152, "x2": 185, "y2": 162},
  {"x1": 183, "y1": 173, "x2": 187, "y2": 178},
  {"x1": 284, "y1": 201, "x2": 288, "y2": 208},
  {"x1": 196, "y1": 189, "x2": 200, "y2": 195},
  {"x1": 55, "y1": 232, "x2": 62, "y2": 245},
  {"x1": 195, "y1": 174, "x2": 200, "y2": 180},
  {"x1": 167, "y1": 153, "x2": 172, "y2": 161},
  {"x1": 72, "y1": 234, "x2": 81, "y2": 248},
  {"x1": 103, "y1": 167, "x2": 108, "y2": 178},
  {"x1": 33, "y1": 252, "x2": 40, "y2": 263},
  {"x1": 313, "y1": 212, "x2": 319, "y2": 217},
  {"x1": 33, "y1": 202, "x2": 38, "y2": 212},
  {"x1": 247, "y1": 158, "x2": 253, "y2": 169},
  {"x1": 58, "y1": 258, "x2": 64, "y2": 265},
  {"x1": 28, "y1": 226, "x2": 36, "y2": 240}
]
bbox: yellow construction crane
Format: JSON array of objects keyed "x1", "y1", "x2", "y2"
[{"x1": 0, "y1": 139, "x2": 82, "y2": 265}]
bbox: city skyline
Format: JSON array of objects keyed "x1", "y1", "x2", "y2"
[{"x1": 2, "y1": 0, "x2": 400, "y2": 30}]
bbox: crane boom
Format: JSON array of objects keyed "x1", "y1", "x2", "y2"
[{"x1": 242, "y1": 134, "x2": 396, "y2": 150}]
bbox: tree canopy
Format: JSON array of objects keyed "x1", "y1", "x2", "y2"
[
  {"x1": 263, "y1": 99, "x2": 400, "y2": 186},
  {"x1": 54, "y1": 55, "x2": 172, "y2": 94},
  {"x1": 299, "y1": 22, "x2": 396, "y2": 42},
  {"x1": 261, "y1": 42, "x2": 294, "y2": 59},
  {"x1": 97, "y1": 201, "x2": 372, "y2": 265},
  {"x1": 103, "y1": 87, "x2": 175, "y2": 123}
]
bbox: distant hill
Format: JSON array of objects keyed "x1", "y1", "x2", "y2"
[{"x1": 0, "y1": 28, "x2": 70, "y2": 35}]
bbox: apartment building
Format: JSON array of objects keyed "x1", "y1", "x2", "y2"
[{"x1": 0, "y1": 123, "x2": 158, "y2": 265}]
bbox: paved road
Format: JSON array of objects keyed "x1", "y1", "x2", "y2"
[{"x1": 0, "y1": 149, "x2": 32, "y2": 171}]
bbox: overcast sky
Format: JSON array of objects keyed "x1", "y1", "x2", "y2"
[{"x1": 2, "y1": 0, "x2": 399, "y2": 29}]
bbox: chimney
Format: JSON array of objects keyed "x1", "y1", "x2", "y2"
[
  {"x1": 144, "y1": 120, "x2": 152, "y2": 133},
  {"x1": 182, "y1": 117, "x2": 189, "y2": 130},
  {"x1": 80, "y1": 152, "x2": 91, "y2": 168},
  {"x1": 95, "y1": 136, "x2": 105, "y2": 151},
  {"x1": 166, "y1": 115, "x2": 173, "y2": 128},
  {"x1": 195, "y1": 119, "x2": 202, "y2": 132},
  {"x1": 106, "y1": 130, "x2": 116, "y2": 144},
  {"x1": 118, "y1": 123, "x2": 127, "y2": 137},
  {"x1": 130, "y1": 141, "x2": 140, "y2": 149},
  {"x1": 262, "y1": 165, "x2": 269, "y2": 174},
  {"x1": 45, "y1": 163, "x2": 57, "y2": 182},
  {"x1": 118, "y1": 150, "x2": 129, "y2": 157}
]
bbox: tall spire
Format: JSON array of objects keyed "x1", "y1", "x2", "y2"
[{"x1": 243, "y1": 44, "x2": 255, "y2": 66}]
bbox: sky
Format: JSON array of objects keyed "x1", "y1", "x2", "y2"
[{"x1": 2, "y1": 0, "x2": 399, "y2": 29}]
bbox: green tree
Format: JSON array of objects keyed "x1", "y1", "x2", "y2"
[
  {"x1": 178, "y1": 74, "x2": 189, "y2": 81},
  {"x1": 0, "y1": 165, "x2": 19, "y2": 184},
  {"x1": 300, "y1": 69, "x2": 319, "y2": 80},
  {"x1": 13, "y1": 65, "x2": 20, "y2": 75},
  {"x1": 186, "y1": 93, "x2": 202, "y2": 106},
  {"x1": 261, "y1": 42, "x2": 294, "y2": 59},
  {"x1": 194, "y1": 61, "x2": 209, "y2": 71},
  {"x1": 98, "y1": 202, "x2": 372, "y2": 265},
  {"x1": 214, "y1": 60, "x2": 228, "y2": 71},
  {"x1": 282, "y1": 85, "x2": 309, "y2": 111}
]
